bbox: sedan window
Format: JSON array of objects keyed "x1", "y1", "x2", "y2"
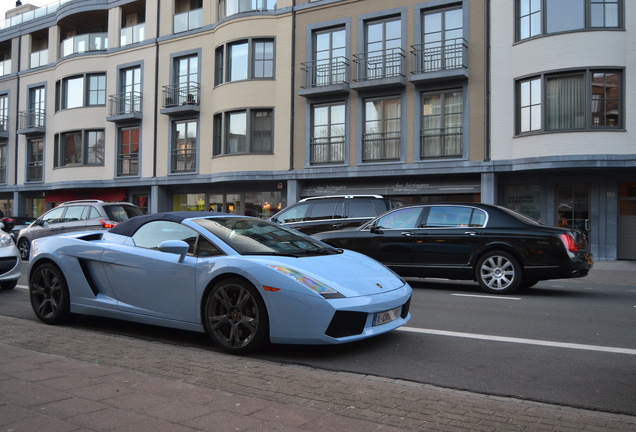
[
  {"x1": 41, "y1": 207, "x2": 66, "y2": 225},
  {"x1": 425, "y1": 206, "x2": 474, "y2": 227},
  {"x1": 376, "y1": 208, "x2": 423, "y2": 229}
]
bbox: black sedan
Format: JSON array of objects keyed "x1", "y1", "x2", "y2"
[{"x1": 313, "y1": 203, "x2": 593, "y2": 294}]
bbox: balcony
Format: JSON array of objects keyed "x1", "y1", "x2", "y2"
[
  {"x1": 30, "y1": 49, "x2": 49, "y2": 68},
  {"x1": 299, "y1": 57, "x2": 350, "y2": 98},
  {"x1": 120, "y1": 23, "x2": 145, "y2": 47},
  {"x1": 351, "y1": 48, "x2": 406, "y2": 91},
  {"x1": 171, "y1": 148, "x2": 196, "y2": 173},
  {"x1": 218, "y1": 0, "x2": 277, "y2": 19},
  {"x1": 310, "y1": 136, "x2": 345, "y2": 165},
  {"x1": 107, "y1": 92, "x2": 142, "y2": 123},
  {"x1": 410, "y1": 38, "x2": 468, "y2": 84},
  {"x1": 420, "y1": 126, "x2": 463, "y2": 159},
  {"x1": 174, "y1": 9, "x2": 202, "y2": 33},
  {"x1": 117, "y1": 154, "x2": 139, "y2": 177},
  {"x1": 0, "y1": 114, "x2": 8, "y2": 138},
  {"x1": 160, "y1": 83, "x2": 200, "y2": 115},
  {"x1": 362, "y1": 132, "x2": 401, "y2": 162},
  {"x1": 0, "y1": 59, "x2": 11, "y2": 76},
  {"x1": 18, "y1": 109, "x2": 46, "y2": 135},
  {"x1": 59, "y1": 33, "x2": 108, "y2": 58}
]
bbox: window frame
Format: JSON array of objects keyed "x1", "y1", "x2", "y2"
[
  {"x1": 118, "y1": 126, "x2": 140, "y2": 177},
  {"x1": 171, "y1": 119, "x2": 198, "y2": 173},
  {"x1": 56, "y1": 73, "x2": 106, "y2": 111},
  {"x1": 213, "y1": 108, "x2": 274, "y2": 156},
  {"x1": 215, "y1": 38, "x2": 275, "y2": 85},
  {"x1": 26, "y1": 137, "x2": 44, "y2": 182},
  {"x1": 420, "y1": 89, "x2": 464, "y2": 159},
  {"x1": 362, "y1": 95, "x2": 401, "y2": 162},
  {"x1": 54, "y1": 129, "x2": 105, "y2": 167},
  {"x1": 310, "y1": 102, "x2": 346, "y2": 165}
]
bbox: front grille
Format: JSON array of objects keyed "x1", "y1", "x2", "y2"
[
  {"x1": 401, "y1": 296, "x2": 411, "y2": 319},
  {"x1": 325, "y1": 311, "x2": 367, "y2": 338},
  {"x1": 0, "y1": 257, "x2": 18, "y2": 274}
]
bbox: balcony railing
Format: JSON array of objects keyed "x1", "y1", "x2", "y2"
[
  {"x1": 218, "y1": 0, "x2": 277, "y2": 19},
  {"x1": 411, "y1": 38, "x2": 468, "y2": 74},
  {"x1": 0, "y1": 59, "x2": 11, "y2": 76},
  {"x1": 420, "y1": 127, "x2": 463, "y2": 159},
  {"x1": 171, "y1": 148, "x2": 196, "y2": 173},
  {"x1": 362, "y1": 131, "x2": 401, "y2": 161},
  {"x1": 108, "y1": 92, "x2": 142, "y2": 117},
  {"x1": 120, "y1": 23, "x2": 145, "y2": 46},
  {"x1": 30, "y1": 49, "x2": 49, "y2": 68},
  {"x1": 117, "y1": 154, "x2": 139, "y2": 176},
  {"x1": 18, "y1": 109, "x2": 46, "y2": 131},
  {"x1": 27, "y1": 161, "x2": 43, "y2": 182},
  {"x1": 310, "y1": 136, "x2": 345, "y2": 164},
  {"x1": 0, "y1": 0, "x2": 70, "y2": 30},
  {"x1": 353, "y1": 48, "x2": 406, "y2": 82},
  {"x1": 162, "y1": 83, "x2": 200, "y2": 108},
  {"x1": 0, "y1": 114, "x2": 8, "y2": 134},
  {"x1": 174, "y1": 9, "x2": 202, "y2": 33},
  {"x1": 60, "y1": 33, "x2": 108, "y2": 58},
  {"x1": 301, "y1": 57, "x2": 349, "y2": 89}
]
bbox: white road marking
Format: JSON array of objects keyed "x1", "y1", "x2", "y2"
[
  {"x1": 451, "y1": 294, "x2": 521, "y2": 300},
  {"x1": 398, "y1": 327, "x2": 636, "y2": 355}
]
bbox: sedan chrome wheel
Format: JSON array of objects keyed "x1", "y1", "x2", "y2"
[
  {"x1": 476, "y1": 252, "x2": 521, "y2": 294},
  {"x1": 204, "y1": 278, "x2": 268, "y2": 354},
  {"x1": 30, "y1": 263, "x2": 72, "y2": 324}
]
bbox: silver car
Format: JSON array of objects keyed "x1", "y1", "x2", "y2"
[
  {"x1": 0, "y1": 222, "x2": 21, "y2": 290},
  {"x1": 17, "y1": 200, "x2": 143, "y2": 260}
]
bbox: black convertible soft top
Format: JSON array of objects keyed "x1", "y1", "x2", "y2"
[{"x1": 108, "y1": 211, "x2": 228, "y2": 237}]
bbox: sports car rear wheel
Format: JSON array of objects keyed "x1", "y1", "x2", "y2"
[
  {"x1": 29, "y1": 263, "x2": 72, "y2": 324},
  {"x1": 476, "y1": 251, "x2": 522, "y2": 294},
  {"x1": 204, "y1": 278, "x2": 269, "y2": 354}
]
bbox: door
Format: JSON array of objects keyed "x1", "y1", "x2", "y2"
[
  {"x1": 556, "y1": 184, "x2": 590, "y2": 238},
  {"x1": 618, "y1": 182, "x2": 636, "y2": 260}
]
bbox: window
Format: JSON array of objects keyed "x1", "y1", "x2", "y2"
[
  {"x1": 218, "y1": 0, "x2": 276, "y2": 19},
  {"x1": 215, "y1": 39, "x2": 274, "y2": 84},
  {"x1": 172, "y1": 120, "x2": 197, "y2": 173},
  {"x1": 421, "y1": 90, "x2": 463, "y2": 158},
  {"x1": 311, "y1": 27, "x2": 346, "y2": 86},
  {"x1": 27, "y1": 138, "x2": 43, "y2": 182},
  {"x1": 517, "y1": 70, "x2": 622, "y2": 133},
  {"x1": 120, "y1": 67, "x2": 141, "y2": 113},
  {"x1": 363, "y1": 97, "x2": 400, "y2": 161},
  {"x1": 0, "y1": 141, "x2": 6, "y2": 183},
  {"x1": 517, "y1": 0, "x2": 621, "y2": 41},
  {"x1": 376, "y1": 207, "x2": 423, "y2": 230},
  {"x1": 165, "y1": 55, "x2": 199, "y2": 106},
  {"x1": 55, "y1": 130, "x2": 105, "y2": 167},
  {"x1": 360, "y1": 16, "x2": 402, "y2": 80},
  {"x1": 422, "y1": 7, "x2": 464, "y2": 72},
  {"x1": 118, "y1": 126, "x2": 139, "y2": 176},
  {"x1": 213, "y1": 109, "x2": 273, "y2": 155},
  {"x1": 310, "y1": 103, "x2": 345, "y2": 164},
  {"x1": 0, "y1": 94, "x2": 8, "y2": 132},
  {"x1": 56, "y1": 73, "x2": 106, "y2": 110},
  {"x1": 28, "y1": 86, "x2": 45, "y2": 128}
]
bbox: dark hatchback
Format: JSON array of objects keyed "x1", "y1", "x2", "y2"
[{"x1": 313, "y1": 203, "x2": 593, "y2": 294}]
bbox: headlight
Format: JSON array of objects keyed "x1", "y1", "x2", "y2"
[
  {"x1": 268, "y1": 265, "x2": 344, "y2": 299},
  {"x1": 0, "y1": 233, "x2": 13, "y2": 247}
]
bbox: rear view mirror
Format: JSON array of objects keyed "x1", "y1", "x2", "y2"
[{"x1": 158, "y1": 240, "x2": 189, "y2": 263}]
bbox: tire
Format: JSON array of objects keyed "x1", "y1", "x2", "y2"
[
  {"x1": 18, "y1": 238, "x2": 30, "y2": 261},
  {"x1": 203, "y1": 278, "x2": 269, "y2": 354},
  {"x1": 29, "y1": 263, "x2": 72, "y2": 324},
  {"x1": 476, "y1": 251, "x2": 522, "y2": 294},
  {"x1": 0, "y1": 280, "x2": 17, "y2": 290}
]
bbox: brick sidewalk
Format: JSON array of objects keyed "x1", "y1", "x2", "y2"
[{"x1": 1, "y1": 315, "x2": 635, "y2": 431}]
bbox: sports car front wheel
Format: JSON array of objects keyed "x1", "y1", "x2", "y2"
[
  {"x1": 476, "y1": 251, "x2": 522, "y2": 294},
  {"x1": 204, "y1": 278, "x2": 269, "y2": 354},
  {"x1": 30, "y1": 263, "x2": 72, "y2": 324}
]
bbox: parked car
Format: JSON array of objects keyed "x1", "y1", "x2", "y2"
[
  {"x1": 0, "y1": 223, "x2": 21, "y2": 290},
  {"x1": 269, "y1": 195, "x2": 404, "y2": 235},
  {"x1": 2, "y1": 216, "x2": 37, "y2": 240},
  {"x1": 17, "y1": 200, "x2": 143, "y2": 260},
  {"x1": 313, "y1": 203, "x2": 593, "y2": 294},
  {"x1": 27, "y1": 212, "x2": 412, "y2": 354}
]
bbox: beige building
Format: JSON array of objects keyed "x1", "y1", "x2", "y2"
[{"x1": 0, "y1": 0, "x2": 634, "y2": 260}]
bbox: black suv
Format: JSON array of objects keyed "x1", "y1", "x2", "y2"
[
  {"x1": 17, "y1": 200, "x2": 143, "y2": 260},
  {"x1": 269, "y1": 195, "x2": 404, "y2": 235}
]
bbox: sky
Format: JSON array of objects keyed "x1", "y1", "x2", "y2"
[{"x1": 1, "y1": 1, "x2": 52, "y2": 21}]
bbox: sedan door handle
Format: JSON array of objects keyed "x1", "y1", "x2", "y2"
[
  {"x1": 401, "y1": 232, "x2": 414, "y2": 237},
  {"x1": 464, "y1": 231, "x2": 478, "y2": 236}
]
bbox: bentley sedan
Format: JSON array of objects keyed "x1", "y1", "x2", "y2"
[
  {"x1": 313, "y1": 203, "x2": 593, "y2": 294},
  {"x1": 28, "y1": 212, "x2": 412, "y2": 354}
]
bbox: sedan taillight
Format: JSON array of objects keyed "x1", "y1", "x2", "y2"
[
  {"x1": 100, "y1": 219, "x2": 119, "y2": 229},
  {"x1": 559, "y1": 233, "x2": 579, "y2": 252}
]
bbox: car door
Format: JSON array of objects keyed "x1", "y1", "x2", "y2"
[
  {"x1": 28, "y1": 206, "x2": 67, "y2": 240},
  {"x1": 102, "y1": 221, "x2": 197, "y2": 323},
  {"x1": 58, "y1": 205, "x2": 92, "y2": 234}
]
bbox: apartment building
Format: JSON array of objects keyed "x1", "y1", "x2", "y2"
[{"x1": 0, "y1": 0, "x2": 633, "y2": 260}]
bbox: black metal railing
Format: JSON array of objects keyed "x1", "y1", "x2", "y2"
[
  {"x1": 310, "y1": 137, "x2": 345, "y2": 164},
  {"x1": 353, "y1": 48, "x2": 406, "y2": 82},
  {"x1": 301, "y1": 57, "x2": 349, "y2": 89},
  {"x1": 411, "y1": 38, "x2": 467, "y2": 74},
  {"x1": 420, "y1": 127, "x2": 463, "y2": 158},
  {"x1": 108, "y1": 92, "x2": 142, "y2": 116},
  {"x1": 162, "y1": 83, "x2": 200, "y2": 107},
  {"x1": 362, "y1": 131, "x2": 401, "y2": 161}
]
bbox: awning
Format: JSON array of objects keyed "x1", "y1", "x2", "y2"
[{"x1": 45, "y1": 188, "x2": 126, "y2": 203}]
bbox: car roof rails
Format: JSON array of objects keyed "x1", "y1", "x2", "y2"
[{"x1": 300, "y1": 195, "x2": 384, "y2": 202}]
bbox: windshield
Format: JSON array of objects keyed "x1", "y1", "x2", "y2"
[
  {"x1": 193, "y1": 217, "x2": 341, "y2": 256},
  {"x1": 104, "y1": 205, "x2": 144, "y2": 222}
]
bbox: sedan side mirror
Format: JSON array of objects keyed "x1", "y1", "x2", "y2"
[
  {"x1": 158, "y1": 240, "x2": 189, "y2": 263},
  {"x1": 369, "y1": 223, "x2": 383, "y2": 234}
]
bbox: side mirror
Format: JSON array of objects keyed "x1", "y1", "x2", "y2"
[
  {"x1": 158, "y1": 240, "x2": 189, "y2": 263},
  {"x1": 369, "y1": 223, "x2": 383, "y2": 234}
]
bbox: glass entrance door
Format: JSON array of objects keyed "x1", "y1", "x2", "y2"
[{"x1": 556, "y1": 184, "x2": 590, "y2": 238}]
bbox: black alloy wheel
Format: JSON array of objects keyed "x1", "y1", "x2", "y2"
[
  {"x1": 18, "y1": 238, "x2": 30, "y2": 260},
  {"x1": 30, "y1": 263, "x2": 72, "y2": 324},
  {"x1": 204, "y1": 278, "x2": 269, "y2": 354},
  {"x1": 476, "y1": 251, "x2": 522, "y2": 294}
]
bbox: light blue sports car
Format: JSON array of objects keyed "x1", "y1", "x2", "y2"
[{"x1": 28, "y1": 212, "x2": 412, "y2": 354}]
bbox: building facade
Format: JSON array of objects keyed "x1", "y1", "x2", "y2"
[{"x1": 0, "y1": 0, "x2": 633, "y2": 260}]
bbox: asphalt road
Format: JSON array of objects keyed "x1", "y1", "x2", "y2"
[{"x1": 4, "y1": 263, "x2": 636, "y2": 416}]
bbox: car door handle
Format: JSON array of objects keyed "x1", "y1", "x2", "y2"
[
  {"x1": 401, "y1": 232, "x2": 415, "y2": 236},
  {"x1": 331, "y1": 223, "x2": 343, "y2": 229},
  {"x1": 464, "y1": 231, "x2": 478, "y2": 236}
]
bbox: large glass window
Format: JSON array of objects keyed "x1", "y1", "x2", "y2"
[
  {"x1": 213, "y1": 109, "x2": 273, "y2": 155},
  {"x1": 29, "y1": 86, "x2": 46, "y2": 128},
  {"x1": 421, "y1": 90, "x2": 463, "y2": 158},
  {"x1": 361, "y1": 17, "x2": 402, "y2": 80},
  {"x1": 120, "y1": 67, "x2": 141, "y2": 113},
  {"x1": 0, "y1": 94, "x2": 8, "y2": 132},
  {"x1": 172, "y1": 120, "x2": 197, "y2": 173},
  {"x1": 363, "y1": 97, "x2": 400, "y2": 161},
  {"x1": 517, "y1": 0, "x2": 621, "y2": 41},
  {"x1": 118, "y1": 126, "x2": 140, "y2": 176},
  {"x1": 312, "y1": 27, "x2": 347, "y2": 86},
  {"x1": 0, "y1": 141, "x2": 6, "y2": 183},
  {"x1": 56, "y1": 130, "x2": 105, "y2": 167},
  {"x1": 422, "y1": 7, "x2": 463, "y2": 72},
  {"x1": 57, "y1": 73, "x2": 106, "y2": 110},
  {"x1": 27, "y1": 138, "x2": 43, "y2": 182},
  {"x1": 517, "y1": 69, "x2": 622, "y2": 133},
  {"x1": 216, "y1": 39, "x2": 274, "y2": 84},
  {"x1": 310, "y1": 103, "x2": 345, "y2": 164}
]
